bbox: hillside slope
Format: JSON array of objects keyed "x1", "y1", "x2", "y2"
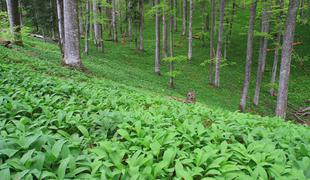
[{"x1": 1, "y1": 43, "x2": 310, "y2": 179}]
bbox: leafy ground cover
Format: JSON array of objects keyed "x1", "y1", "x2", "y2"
[{"x1": 1, "y1": 44, "x2": 310, "y2": 179}]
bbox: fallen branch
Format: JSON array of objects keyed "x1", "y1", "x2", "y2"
[{"x1": 267, "y1": 42, "x2": 303, "y2": 52}]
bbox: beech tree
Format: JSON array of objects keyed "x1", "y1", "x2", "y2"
[
  {"x1": 63, "y1": 0, "x2": 82, "y2": 68},
  {"x1": 214, "y1": 0, "x2": 225, "y2": 87},
  {"x1": 93, "y1": 0, "x2": 103, "y2": 51},
  {"x1": 163, "y1": 0, "x2": 168, "y2": 58},
  {"x1": 182, "y1": 0, "x2": 187, "y2": 36},
  {"x1": 139, "y1": 0, "x2": 144, "y2": 51},
  {"x1": 112, "y1": 0, "x2": 117, "y2": 42},
  {"x1": 276, "y1": 0, "x2": 299, "y2": 118},
  {"x1": 6, "y1": 0, "x2": 22, "y2": 45},
  {"x1": 56, "y1": 0, "x2": 64, "y2": 56},
  {"x1": 169, "y1": 0, "x2": 174, "y2": 88},
  {"x1": 155, "y1": 0, "x2": 161, "y2": 75},
  {"x1": 84, "y1": 0, "x2": 90, "y2": 54},
  {"x1": 239, "y1": 0, "x2": 257, "y2": 112},
  {"x1": 209, "y1": 0, "x2": 215, "y2": 84},
  {"x1": 188, "y1": 0, "x2": 193, "y2": 61},
  {"x1": 253, "y1": 0, "x2": 271, "y2": 106}
]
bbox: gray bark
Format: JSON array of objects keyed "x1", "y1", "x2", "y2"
[
  {"x1": 270, "y1": 0, "x2": 284, "y2": 96},
  {"x1": 209, "y1": 0, "x2": 215, "y2": 84},
  {"x1": 253, "y1": 1, "x2": 271, "y2": 106},
  {"x1": 214, "y1": 0, "x2": 225, "y2": 87},
  {"x1": 84, "y1": 0, "x2": 90, "y2": 54},
  {"x1": 6, "y1": 0, "x2": 22, "y2": 45},
  {"x1": 63, "y1": 0, "x2": 82, "y2": 67},
  {"x1": 163, "y1": 1, "x2": 168, "y2": 58},
  {"x1": 56, "y1": 0, "x2": 64, "y2": 56},
  {"x1": 139, "y1": 0, "x2": 144, "y2": 51},
  {"x1": 276, "y1": 0, "x2": 299, "y2": 118},
  {"x1": 155, "y1": 0, "x2": 161, "y2": 75},
  {"x1": 169, "y1": 0, "x2": 174, "y2": 88},
  {"x1": 182, "y1": 0, "x2": 187, "y2": 36},
  {"x1": 79, "y1": 2, "x2": 84, "y2": 37},
  {"x1": 112, "y1": 0, "x2": 117, "y2": 42},
  {"x1": 173, "y1": 0, "x2": 177, "y2": 32},
  {"x1": 118, "y1": 0, "x2": 122, "y2": 34},
  {"x1": 188, "y1": 0, "x2": 193, "y2": 61},
  {"x1": 239, "y1": 0, "x2": 258, "y2": 112},
  {"x1": 93, "y1": 0, "x2": 102, "y2": 50},
  {"x1": 128, "y1": 1, "x2": 132, "y2": 41}
]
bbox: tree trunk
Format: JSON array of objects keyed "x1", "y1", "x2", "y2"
[
  {"x1": 188, "y1": 0, "x2": 193, "y2": 61},
  {"x1": 239, "y1": 0, "x2": 258, "y2": 112},
  {"x1": 201, "y1": 0, "x2": 205, "y2": 46},
  {"x1": 253, "y1": 0, "x2": 271, "y2": 106},
  {"x1": 84, "y1": 0, "x2": 90, "y2": 54},
  {"x1": 182, "y1": 0, "x2": 187, "y2": 36},
  {"x1": 139, "y1": 0, "x2": 144, "y2": 51},
  {"x1": 169, "y1": 0, "x2": 174, "y2": 88},
  {"x1": 209, "y1": 0, "x2": 215, "y2": 84},
  {"x1": 173, "y1": 0, "x2": 177, "y2": 32},
  {"x1": 276, "y1": 0, "x2": 299, "y2": 118},
  {"x1": 79, "y1": 2, "x2": 84, "y2": 37},
  {"x1": 118, "y1": 0, "x2": 122, "y2": 35},
  {"x1": 112, "y1": 0, "x2": 117, "y2": 42},
  {"x1": 93, "y1": 0, "x2": 102, "y2": 50},
  {"x1": 63, "y1": 0, "x2": 82, "y2": 68},
  {"x1": 214, "y1": 0, "x2": 225, "y2": 87},
  {"x1": 128, "y1": 1, "x2": 132, "y2": 41},
  {"x1": 155, "y1": 0, "x2": 161, "y2": 75},
  {"x1": 163, "y1": 1, "x2": 168, "y2": 59},
  {"x1": 56, "y1": 0, "x2": 64, "y2": 56},
  {"x1": 270, "y1": 0, "x2": 284, "y2": 96},
  {"x1": 6, "y1": 0, "x2": 22, "y2": 45}
]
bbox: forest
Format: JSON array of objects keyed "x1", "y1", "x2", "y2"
[{"x1": 0, "y1": 0, "x2": 310, "y2": 179}]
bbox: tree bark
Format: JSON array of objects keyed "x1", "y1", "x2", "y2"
[
  {"x1": 79, "y1": 2, "x2": 84, "y2": 37},
  {"x1": 6, "y1": 0, "x2": 22, "y2": 45},
  {"x1": 112, "y1": 0, "x2": 117, "y2": 42},
  {"x1": 276, "y1": 0, "x2": 299, "y2": 118},
  {"x1": 63, "y1": 0, "x2": 82, "y2": 68},
  {"x1": 139, "y1": 0, "x2": 144, "y2": 51},
  {"x1": 201, "y1": 0, "x2": 205, "y2": 46},
  {"x1": 84, "y1": 0, "x2": 90, "y2": 54},
  {"x1": 269, "y1": 0, "x2": 284, "y2": 96},
  {"x1": 169, "y1": 0, "x2": 174, "y2": 88},
  {"x1": 188, "y1": 0, "x2": 193, "y2": 61},
  {"x1": 118, "y1": 0, "x2": 122, "y2": 35},
  {"x1": 239, "y1": 0, "x2": 258, "y2": 112},
  {"x1": 163, "y1": 1, "x2": 168, "y2": 58},
  {"x1": 155, "y1": 0, "x2": 161, "y2": 75},
  {"x1": 93, "y1": 0, "x2": 102, "y2": 50},
  {"x1": 182, "y1": 0, "x2": 187, "y2": 36},
  {"x1": 173, "y1": 0, "x2": 177, "y2": 32},
  {"x1": 128, "y1": 0, "x2": 132, "y2": 41},
  {"x1": 56, "y1": 0, "x2": 64, "y2": 56},
  {"x1": 253, "y1": 0, "x2": 271, "y2": 106},
  {"x1": 214, "y1": 0, "x2": 225, "y2": 87},
  {"x1": 209, "y1": 0, "x2": 215, "y2": 84}
]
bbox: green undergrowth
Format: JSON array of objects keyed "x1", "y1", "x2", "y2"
[{"x1": 1, "y1": 46, "x2": 310, "y2": 179}]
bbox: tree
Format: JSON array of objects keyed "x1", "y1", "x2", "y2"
[
  {"x1": 169, "y1": 0, "x2": 174, "y2": 88},
  {"x1": 139, "y1": 0, "x2": 144, "y2": 51},
  {"x1": 56, "y1": 0, "x2": 64, "y2": 56},
  {"x1": 214, "y1": 0, "x2": 225, "y2": 87},
  {"x1": 6, "y1": 0, "x2": 22, "y2": 45},
  {"x1": 253, "y1": 0, "x2": 271, "y2": 106},
  {"x1": 276, "y1": 0, "x2": 299, "y2": 118},
  {"x1": 182, "y1": 0, "x2": 187, "y2": 36},
  {"x1": 163, "y1": 0, "x2": 168, "y2": 58},
  {"x1": 84, "y1": 0, "x2": 90, "y2": 54},
  {"x1": 239, "y1": 0, "x2": 257, "y2": 112},
  {"x1": 112, "y1": 0, "x2": 117, "y2": 42},
  {"x1": 93, "y1": 0, "x2": 103, "y2": 51},
  {"x1": 270, "y1": 0, "x2": 284, "y2": 96},
  {"x1": 63, "y1": 0, "x2": 82, "y2": 68},
  {"x1": 118, "y1": 0, "x2": 122, "y2": 35},
  {"x1": 188, "y1": 0, "x2": 193, "y2": 61},
  {"x1": 173, "y1": 0, "x2": 177, "y2": 32},
  {"x1": 155, "y1": 0, "x2": 161, "y2": 75},
  {"x1": 209, "y1": 0, "x2": 215, "y2": 84}
]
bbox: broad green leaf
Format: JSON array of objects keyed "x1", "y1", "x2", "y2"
[
  {"x1": 57, "y1": 157, "x2": 71, "y2": 179},
  {"x1": 77, "y1": 125, "x2": 89, "y2": 137},
  {"x1": 51, "y1": 139, "x2": 66, "y2": 159}
]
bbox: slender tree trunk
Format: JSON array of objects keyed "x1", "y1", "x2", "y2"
[
  {"x1": 56, "y1": 0, "x2": 64, "y2": 56},
  {"x1": 270, "y1": 0, "x2": 284, "y2": 96},
  {"x1": 18, "y1": 0, "x2": 22, "y2": 26},
  {"x1": 209, "y1": 0, "x2": 215, "y2": 84},
  {"x1": 182, "y1": 0, "x2": 187, "y2": 36},
  {"x1": 188, "y1": 0, "x2": 193, "y2": 61},
  {"x1": 79, "y1": 2, "x2": 84, "y2": 37},
  {"x1": 128, "y1": 1, "x2": 132, "y2": 41},
  {"x1": 6, "y1": 0, "x2": 22, "y2": 45},
  {"x1": 276, "y1": 0, "x2": 299, "y2": 118},
  {"x1": 63, "y1": 0, "x2": 82, "y2": 68},
  {"x1": 173, "y1": 0, "x2": 177, "y2": 32},
  {"x1": 163, "y1": 1, "x2": 168, "y2": 58},
  {"x1": 300, "y1": 0, "x2": 305, "y2": 17},
  {"x1": 118, "y1": 0, "x2": 122, "y2": 35},
  {"x1": 139, "y1": 0, "x2": 144, "y2": 51},
  {"x1": 201, "y1": 0, "x2": 205, "y2": 46},
  {"x1": 155, "y1": 0, "x2": 161, "y2": 75},
  {"x1": 239, "y1": 0, "x2": 258, "y2": 112},
  {"x1": 253, "y1": 1, "x2": 271, "y2": 106},
  {"x1": 214, "y1": 0, "x2": 225, "y2": 87},
  {"x1": 112, "y1": 0, "x2": 117, "y2": 42},
  {"x1": 169, "y1": 0, "x2": 174, "y2": 88},
  {"x1": 93, "y1": 0, "x2": 101, "y2": 50},
  {"x1": 84, "y1": 0, "x2": 90, "y2": 54}
]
